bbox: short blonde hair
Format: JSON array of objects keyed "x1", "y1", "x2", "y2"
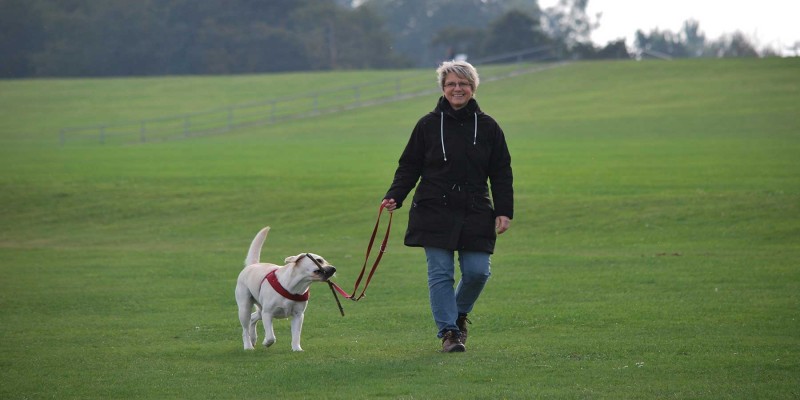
[{"x1": 436, "y1": 60, "x2": 479, "y2": 92}]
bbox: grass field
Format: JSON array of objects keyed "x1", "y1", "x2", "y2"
[{"x1": 1, "y1": 58, "x2": 798, "y2": 399}]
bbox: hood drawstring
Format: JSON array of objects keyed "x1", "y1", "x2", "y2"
[
  {"x1": 473, "y1": 112, "x2": 478, "y2": 145},
  {"x1": 440, "y1": 111, "x2": 478, "y2": 162},
  {"x1": 440, "y1": 112, "x2": 446, "y2": 162}
]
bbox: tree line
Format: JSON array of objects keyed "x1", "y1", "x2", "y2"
[
  {"x1": 633, "y1": 20, "x2": 777, "y2": 59},
  {"x1": 1, "y1": 0, "x2": 409, "y2": 77},
  {"x1": 0, "y1": 0, "x2": 774, "y2": 78}
]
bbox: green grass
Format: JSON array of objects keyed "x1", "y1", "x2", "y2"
[{"x1": 1, "y1": 58, "x2": 799, "y2": 399}]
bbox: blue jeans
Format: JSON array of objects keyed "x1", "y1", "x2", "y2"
[{"x1": 425, "y1": 247, "x2": 491, "y2": 338}]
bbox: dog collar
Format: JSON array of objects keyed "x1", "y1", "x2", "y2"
[{"x1": 264, "y1": 270, "x2": 309, "y2": 302}]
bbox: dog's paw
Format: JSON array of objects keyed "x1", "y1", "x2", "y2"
[
  {"x1": 263, "y1": 338, "x2": 276, "y2": 348},
  {"x1": 292, "y1": 347, "x2": 304, "y2": 352}
]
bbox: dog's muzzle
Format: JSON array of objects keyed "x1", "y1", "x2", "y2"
[
  {"x1": 317, "y1": 266, "x2": 336, "y2": 281},
  {"x1": 305, "y1": 253, "x2": 336, "y2": 281},
  {"x1": 314, "y1": 265, "x2": 336, "y2": 281}
]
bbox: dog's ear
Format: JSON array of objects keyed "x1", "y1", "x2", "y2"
[{"x1": 284, "y1": 254, "x2": 303, "y2": 264}]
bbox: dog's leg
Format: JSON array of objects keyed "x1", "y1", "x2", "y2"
[
  {"x1": 261, "y1": 310, "x2": 277, "y2": 348},
  {"x1": 237, "y1": 300, "x2": 255, "y2": 350},
  {"x1": 248, "y1": 308, "x2": 261, "y2": 348},
  {"x1": 236, "y1": 283, "x2": 257, "y2": 350},
  {"x1": 290, "y1": 313, "x2": 305, "y2": 352}
]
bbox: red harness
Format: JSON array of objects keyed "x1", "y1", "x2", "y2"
[{"x1": 263, "y1": 270, "x2": 309, "y2": 302}]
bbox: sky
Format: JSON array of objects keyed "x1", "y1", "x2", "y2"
[{"x1": 539, "y1": 0, "x2": 800, "y2": 55}]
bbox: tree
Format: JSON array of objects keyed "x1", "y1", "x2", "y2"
[
  {"x1": 341, "y1": 5, "x2": 412, "y2": 68},
  {"x1": 570, "y1": 39, "x2": 629, "y2": 60},
  {"x1": 482, "y1": 9, "x2": 550, "y2": 56},
  {"x1": 0, "y1": 0, "x2": 45, "y2": 77},
  {"x1": 12, "y1": 0, "x2": 410, "y2": 77},
  {"x1": 635, "y1": 28, "x2": 690, "y2": 58},
  {"x1": 31, "y1": 0, "x2": 187, "y2": 76},
  {"x1": 635, "y1": 20, "x2": 763, "y2": 59},
  {"x1": 362, "y1": 0, "x2": 534, "y2": 66},
  {"x1": 431, "y1": 26, "x2": 486, "y2": 60},
  {"x1": 707, "y1": 32, "x2": 760, "y2": 58},
  {"x1": 541, "y1": 0, "x2": 598, "y2": 51},
  {"x1": 288, "y1": 2, "x2": 410, "y2": 70},
  {"x1": 595, "y1": 39, "x2": 629, "y2": 59},
  {"x1": 682, "y1": 20, "x2": 706, "y2": 57}
]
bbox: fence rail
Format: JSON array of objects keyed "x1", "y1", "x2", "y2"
[{"x1": 59, "y1": 48, "x2": 560, "y2": 145}]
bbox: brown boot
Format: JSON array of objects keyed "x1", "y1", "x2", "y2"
[
  {"x1": 456, "y1": 314, "x2": 471, "y2": 345},
  {"x1": 441, "y1": 330, "x2": 465, "y2": 353}
]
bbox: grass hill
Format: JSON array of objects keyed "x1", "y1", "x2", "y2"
[{"x1": 1, "y1": 58, "x2": 798, "y2": 399}]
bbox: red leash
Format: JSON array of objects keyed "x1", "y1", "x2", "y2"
[{"x1": 327, "y1": 204, "x2": 393, "y2": 315}]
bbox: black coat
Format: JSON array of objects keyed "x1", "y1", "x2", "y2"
[{"x1": 384, "y1": 97, "x2": 514, "y2": 253}]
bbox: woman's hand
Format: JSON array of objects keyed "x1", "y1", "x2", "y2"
[
  {"x1": 495, "y1": 216, "x2": 511, "y2": 234},
  {"x1": 381, "y1": 198, "x2": 397, "y2": 212}
]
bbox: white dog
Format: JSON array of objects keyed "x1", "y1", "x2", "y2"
[{"x1": 235, "y1": 227, "x2": 336, "y2": 351}]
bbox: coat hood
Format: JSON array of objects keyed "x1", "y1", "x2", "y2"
[
  {"x1": 434, "y1": 96, "x2": 482, "y2": 118},
  {"x1": 433, "y1": 96, "x2": 483, "y2": 162}
]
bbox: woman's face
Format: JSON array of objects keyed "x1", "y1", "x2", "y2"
[{"x1": 442, "y1": 72, "x2": 473, "y2": 110}]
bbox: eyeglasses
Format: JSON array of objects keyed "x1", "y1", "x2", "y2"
[{"x1": 444, "y1": 81, "x2": 472, "y2": 89}]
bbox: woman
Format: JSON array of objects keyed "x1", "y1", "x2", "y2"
[{"x1": 381, "y1": 60, "x2": 514, "y2": 353}]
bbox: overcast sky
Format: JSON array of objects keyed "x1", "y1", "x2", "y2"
[{"x1": 540, "y1": 0, "x2": 800, "y2": 55}]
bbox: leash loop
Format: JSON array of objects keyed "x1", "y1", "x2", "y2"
[{"x1": 327, "y1": 204, "x2": 392, "y2": 315}]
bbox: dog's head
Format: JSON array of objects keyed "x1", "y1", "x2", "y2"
[{"x1": 285, "y1": 253, "x2": 336, "y2": 282}]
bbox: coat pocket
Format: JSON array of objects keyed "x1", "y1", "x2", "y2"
[
  {"x1": 471, "y1": 194, "x2": 494, "y2": 214},
  {"x1": 408, "y1": 192, "x2": 449, "y2": 233},
  {"x1": 468, "y1": 195, "x2": 497, "y2": 239}
]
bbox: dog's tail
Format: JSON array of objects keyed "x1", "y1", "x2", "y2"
[{"x1": 245, "y1": 227, "x2": 270, "y2": 266}]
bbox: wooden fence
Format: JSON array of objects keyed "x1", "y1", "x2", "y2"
[{"x1": 59, "y1": 47, "x2": 561, "y2": 145}]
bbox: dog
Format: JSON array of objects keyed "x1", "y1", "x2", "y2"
[{"x1": 235, "y1": 227, "x2": 336, "y2": 351}]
